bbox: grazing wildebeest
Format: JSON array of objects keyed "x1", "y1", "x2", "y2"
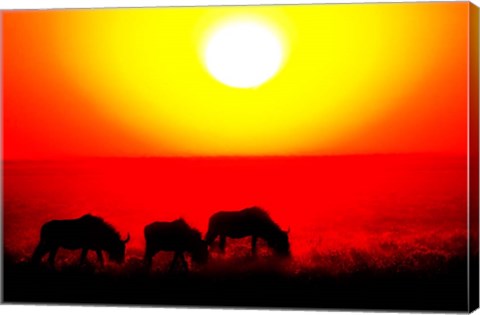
[
  {"x1": 31, "y1": 214, "x2": 130, "y2": 267},
  {"x1": 144, "y1": 219, "x2": 208, "y2": 272},
  {"x1": 205, "y1": 207, "x2": 291, "y2": 257}
]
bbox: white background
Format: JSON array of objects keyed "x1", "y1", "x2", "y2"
[{"x1": 1, "y1": 0, "x2": 479, "y2": 314}]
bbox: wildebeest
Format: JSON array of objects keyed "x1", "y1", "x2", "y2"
[
  {"x1": 31, "y1": 214, "x2": 130, "y2": 267},
  {"x1": 205, "y1": 207, "x2": 290, "y2": 257},
  {"x1": 144, "y1": 219, "x2": 208, "y2": 271}
]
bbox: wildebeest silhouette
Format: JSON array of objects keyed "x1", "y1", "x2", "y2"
[
  {"x1": 144, "y1": 219, "x2": 208, "y2": 272},
  {"x1": 205, "y1": 207, "x2": 290, "y2": 256},
  {"x1": 31, "y1": 214, "x2": 130, "y2": 267}
]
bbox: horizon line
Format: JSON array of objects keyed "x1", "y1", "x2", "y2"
[{"x1": 1, "y1": 152, "x2": 469, "y2": 163}]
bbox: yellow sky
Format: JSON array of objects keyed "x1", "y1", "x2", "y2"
[{"x1": 3, "y1": 3, "x2": 469, "y2": 158}]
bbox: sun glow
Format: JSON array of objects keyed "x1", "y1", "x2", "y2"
[
  {"x1": 204, "y1": 21, "x2": 284, "y2": 88},
  {"x1": 3, "y1": 4, "x2": 469, "y2": 158}
]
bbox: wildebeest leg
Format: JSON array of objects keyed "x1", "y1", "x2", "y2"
[
  {"x1": 144, "y1": 252, "x2": 153, "y2": 269},
  {"x1": 80, "y1": 249, "x2": 88, "y2": 265},
  {"x1": 251, "y1": 235, "x2": 257, "y2": 255},
  {"x1": 96, "y1": 250, "x2": 104, "y2": 267},
  {"x1": 169, "y1": 252, "x2": 180, "y2": 272},
  {"x1": 179, "y1": 252, "x2": 188, "y2": 272},
  {"x1": 219, "y1": 235, "x2": 226, "y2": 253},
  {"x1": 31, "y1": 242, "x2": 48, "y2": 265},
  {"x1": 48, "y1": 247, "x2": 59, "y2": 267},
  {"x1": 144, "y1": 244, "x2": 155, "y2": 270}
]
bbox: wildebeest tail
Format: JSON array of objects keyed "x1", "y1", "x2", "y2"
[{"x1": 204, "y1": 218, "x2": 218, "y2": 245}]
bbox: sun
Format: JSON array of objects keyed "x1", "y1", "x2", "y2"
[{"x1": 203, "y1": 21, "x2": 284, "y2": 88}]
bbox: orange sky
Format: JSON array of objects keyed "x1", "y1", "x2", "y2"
[{"x1": 2, "y1": 3, "x2": 471, "y2": 159}]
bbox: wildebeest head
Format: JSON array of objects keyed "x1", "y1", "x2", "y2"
[
  {"x1": 106, "y1": 233, "x2": 130, "y2": 263},
  {"x1": 190, "y1": 231, "x2": 209, "y2": 265},
  {"x1": 269, "y1": 228, "x2": 291, "y2": 257}
]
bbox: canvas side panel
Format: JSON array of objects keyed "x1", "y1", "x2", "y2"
[{"x1": 469, "y1": 2, "x2": 480, "y2": 313}]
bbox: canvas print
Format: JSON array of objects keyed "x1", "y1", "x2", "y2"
[{"x1": 2, "y1": 2, "x2": 479, "y2": 311}]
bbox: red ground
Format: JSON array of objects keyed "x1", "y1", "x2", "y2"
[{"x1": 3, "y1": 154, "x2": 469, "y2": 274}]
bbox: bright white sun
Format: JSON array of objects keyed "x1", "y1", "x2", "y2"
[{"x1": 204, "y1": 21, "x2": 284, "y2": 88}]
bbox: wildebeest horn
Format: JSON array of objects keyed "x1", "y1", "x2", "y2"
[{"x1": 123, "y1": 233, "x2": 130, "y2": 243}]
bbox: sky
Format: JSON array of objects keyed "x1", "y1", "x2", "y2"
[{"x1": 2, "y1": 2, "x2": 470, "y2": 159}]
